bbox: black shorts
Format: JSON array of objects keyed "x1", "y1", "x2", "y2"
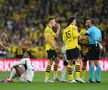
[
  {"x1": 47, "y1": 49, "x2": 57, "y2": 60},
  {"x1": 66, "y1": 47, "x2": 79, "y2": 60},
  {"x1": 63, "y1": 60, "x2": 68, "y2": 66},
  {"x1": 63, "y1": 60, "x2": 75, "y2": 66},
  {"x1": 89, "y1": 44, "x2": 100, "y2": 60}
]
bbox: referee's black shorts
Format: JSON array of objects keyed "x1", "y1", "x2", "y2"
[
  {"x1": 89, "y1": 44, "x2": 100, "y2": 60},
  {"x1": 47, "y1": 49, "x2": 57, "y2": 60},
  {"x1": 66, "y1": 47, "x2": 79, "y2": 60}
]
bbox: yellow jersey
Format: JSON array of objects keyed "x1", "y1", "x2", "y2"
[
  {"x1": 44, "y1": 26, "x2": 56, "y2": 50},
  {"x1": 80, "y1": 28, "x2": 89, "y2": 45},
  {"x1": 79, "y1": 28, "x2": 89, "y2": 54},
  {"x1": 62, "y1": 24, "x2": 79, "y2": 50}
]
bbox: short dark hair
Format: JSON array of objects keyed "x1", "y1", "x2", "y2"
[
  {"x1": 26, "y1": 51, "x2": 31, "y2": 57},
  {"x1": 48, "y1": 18, "x2": 55, "y2": 22},
  {"x1": 90, "y1": 19, "x2": 95, "y2": 24},
  {"x1": 67, "y1": 17, "x2": 76, "y2": 26}
]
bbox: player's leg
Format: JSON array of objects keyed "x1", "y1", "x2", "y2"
[
  {"x1": 14, "y1": 66, "x2": 28, "y2": 82},
  {"x1": 66, "y1": 49, "x2": 74, "y2": 82},
  {"x1": 72, "y1": 60, "x2": 75, "y2": 75},
  {"x1": 73, "y1": 48, "x2": 85, "y2": 83},
  {"x1": 0, "y1": 68, "x2": 17, "y2": 83},
  {"x1": 45, "y1": 50, "x2": 53, "y2": 82},
  {"x1": 89, "y1": 60, "x2": 95, "y2": 82},
  {"x1": 61, "y1": 49, "x2": 68, "y2": 81},
  {"x1": 53, "y1": 59, "x2": 59, "y2": 78},
  {"x1": 0, "y1": 66, "x2": 23, "y2": 83},
  {"x1": 73, "y1": 48, "x2": 81, "y2": 79},
  {"x1": 81, "y1": 55, "x2": 87, "y2": 80},
  {"x1": 45, "y1": 50, "x2": 56, "y2": 82},
  {"x1": 8, "y1": 68, "x2": 17, "y2": 80},
  {"x1": 75, "y1": 59, "x2": 85, "y2": 83},
  {"x1": 61, "y1": 60, "x2": 68, "y2": 81},
  {"x1": 95, "y1": 60, "x2": 101, "y2": 83},
  {"x1": 45, "y1": 60, "x2": 53, "y2": 82},
  {"x1": 18, "y1": 67, "x2": 34, "y2": 83},
  {"x1": 88, "y1": 45, "x2": 95, "y2": 82},
  {"x1": 67, "y1": 49, "x2": 79, "y2": 83},
  {"x1": 53, "y1": 58, "x2": 59, "y2": 81},
  {"x1": 67, "y1": 60, "x2": 74, "y2": 81},
  {"x1": 81, "y1": 61, "x2": 87, "y2": 80},
  {"x1": 75, "y1": 59, "x2": 81, "y2": 79},
  {"x1": 53, "y1": 50, "x2": 60, "y2": 81},
  {"x1": 15, "y1": 66, "x2": 24, "y2": 76},
  {"x1": 94, "y1": 45, "x2": 101, "y2": 83}
]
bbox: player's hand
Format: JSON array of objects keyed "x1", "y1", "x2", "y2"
[
  {"x1": 54, "y1": 45, "x2": 59, "y2": 50},
  {"x1": 79, "y1": 37, "x2": 84, "y2": 40},
  {"x1": 56, "y1": 23, "x2": 60, "y2": 29}
]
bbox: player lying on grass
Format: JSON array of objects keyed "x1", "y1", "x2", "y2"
[{"x1": 0, "y1": 51, "x2": 34, "y2": 83}]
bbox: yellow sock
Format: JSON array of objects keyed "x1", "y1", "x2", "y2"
[
  {"x1": 67, "y1": 65, "x2": 74, "y2": 80},
  {"x1": 45, "y1": 64, "x2": 51, "y2": 79},
  {"x1": 54, "y1": 64, "x2": 58, "y2": 77},
  {"x1": 81, "y1": 66, "x2": 86, "y2": 79},
  {"x1": 81, "y1": 70, "x2": 86, "y2": 79},
  {"x1": 45, "y1": 72, "x2": 50, "y2": 79},
  {"x1": 69, "y1": 74, "x2": 74, "y2": 81},
  {"x1": 76, "y1": 72, "x2": 80, "y2": 78},
  {"x1": 75, "y1": 63, "x2": 80, "y2": 79},
  {"x1": 54, "y1": 71, "x2": 58, "y2": 77}
]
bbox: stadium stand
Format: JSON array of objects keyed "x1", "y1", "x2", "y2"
[{"x1": 0, "y1": 0, "x2": 108, "y2": 58}]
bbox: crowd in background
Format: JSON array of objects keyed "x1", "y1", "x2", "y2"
[{"x1": 0, "y1": 0, "x2": 108, "y2": 58}]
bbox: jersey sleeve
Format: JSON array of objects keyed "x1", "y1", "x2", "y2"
[
  {"x1": 72, "y1": 27, "x2": 79, "y2": 38},
  {"x1": 52, "y1": 32, "x2": 56, "y2": 37},
  {"x1": 26, "y1": 60, "x2": 34, "y2": 69},
  {"x1": 12, "y1": 59, "x2": 26, "y2": 68},
  {"x1": 44, "y1": 29, "x2": 51, "y2": 38},
  {"x1": 86, "y1": 28, "x2": 91, "y2": 36},
  {"x1": 62, "y1": 30, "x2": 66, "y2": 42}
]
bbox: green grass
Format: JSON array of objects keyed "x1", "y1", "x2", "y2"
[{"x1": 0, "y1": 71, "x2": 108, "y2": 90}]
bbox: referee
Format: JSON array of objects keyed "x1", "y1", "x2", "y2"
[{"x1": 81, "y1": 19, "x2": 102, "y2": 83}]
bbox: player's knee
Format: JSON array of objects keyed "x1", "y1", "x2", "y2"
[
  {"x1": 48, "y1": 60, "x2": 53, "y2": 66},
  {"x1": 83, "y1": 61, "x2": 87, "y2": 66},
  {"x1": 15, "y1": 66, "x2": 23, "y2": 76},
  {"x1": 54, "y1": 59, "x2": 59, "y2": 64}
]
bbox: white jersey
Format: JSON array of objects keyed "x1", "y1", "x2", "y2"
[{"x1": 12, "y1": 58, "x2": 34, "y2": 82}]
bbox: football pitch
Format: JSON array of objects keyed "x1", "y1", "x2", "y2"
[{"x1": 0, "y1": 71, "x2": 107, "y2": 90}]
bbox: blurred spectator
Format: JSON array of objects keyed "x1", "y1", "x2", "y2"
[{"x1": 0, "y1": 0, "x2": 108, "y2": 58}]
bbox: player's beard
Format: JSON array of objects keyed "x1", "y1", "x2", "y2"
[{"x1": 86, "y1": 26, "x2": 90, "y2": 29}]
